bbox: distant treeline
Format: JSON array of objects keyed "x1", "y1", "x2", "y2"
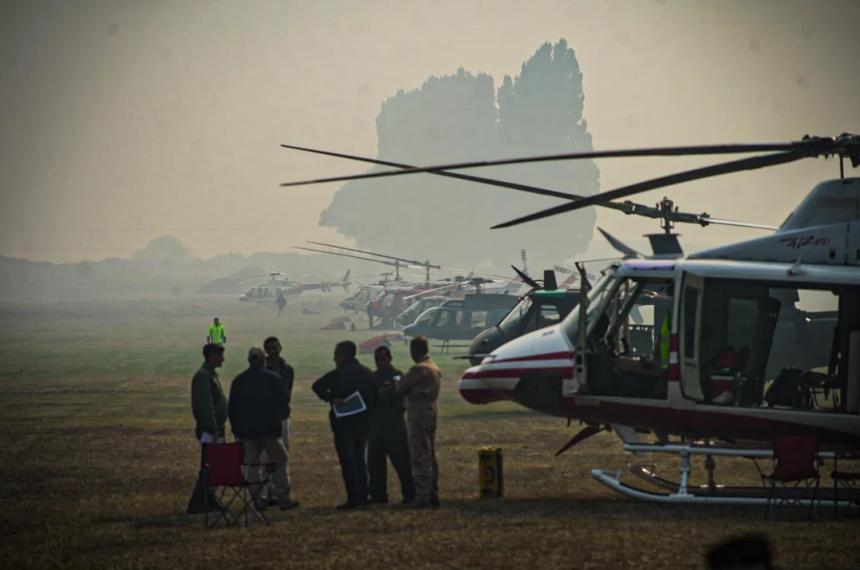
[
  {"x1": 320, "y1": 39, "x2": 599, "y2": 269},
  {"x1": 0, "y1": 236, "x2": 368, "y2": 302}
]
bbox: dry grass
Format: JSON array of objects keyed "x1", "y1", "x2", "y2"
[{"x1": 0, "y1": 296, "x2": 857, "y2": 569}]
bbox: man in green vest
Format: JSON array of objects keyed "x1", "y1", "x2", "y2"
[{"x1": 207, "y1": 317, "x2": 227, "y2": 346}]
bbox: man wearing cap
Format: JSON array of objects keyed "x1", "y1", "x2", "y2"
[{"x1": 228, "y1": 347, "x2": 295, "y2": 510}]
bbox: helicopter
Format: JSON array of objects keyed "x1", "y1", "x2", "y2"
[
  {"x1": 400, "y1": 278, "x2": 521, "y2": 350},
  {"x1": 467, "y1": 268, "x2": 582, "y2": 365},
  {"x1": 238, "y1": 270, "x2": 351, "y2": 303},
  {"x1": 281, "y1": 133, "x2": 860, "y2": 507}
]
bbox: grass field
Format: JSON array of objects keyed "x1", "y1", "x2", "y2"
[{"x1": 0, "y1": 295, "x2": 857, "y2": 569}]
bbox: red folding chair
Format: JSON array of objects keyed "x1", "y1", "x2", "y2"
[
  {"x1": 763, "y1": 435, "x2": 820, "y2": 521},
  {"x1": 831, "y1": 461, "x2": 860, "y2": 518},
  {"x1": 202, "y1": 442, "x2": 270, "y2": 528}
]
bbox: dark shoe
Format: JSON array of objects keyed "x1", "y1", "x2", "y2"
[
  {"x1": 431, "y1": 496, "x2": 441, "y2": 508},
  {"x1": 369, "y1": 496, "x2": 388, "y2": 504},
  {"x1": 279, "y1": 499, "x2": 300, "y2": 511},
  {"x1": 404, "y1": 499, "x2": 432, "y2": 509}
]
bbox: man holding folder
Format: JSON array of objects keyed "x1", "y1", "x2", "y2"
[{"x1": 312, "y1": 340, "x2": 378, "y2": 510}]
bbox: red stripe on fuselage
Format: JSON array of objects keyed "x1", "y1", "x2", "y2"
[
  {"x1": 462, "y1": 366, "x2": 573, "y2": 380},
  {"x1": 490, "y1": 351, "x2": 574, "y2": 364}
]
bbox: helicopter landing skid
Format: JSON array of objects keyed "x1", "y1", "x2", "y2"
[{"x1": 593, "y1": 462, "x2": 857, "y2": 507}]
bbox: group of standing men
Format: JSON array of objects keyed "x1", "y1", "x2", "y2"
[
  {"x1": 312, "y1": 336, "x2": 442, "y2": 509},
  {"x1": 187, "y1": 335, "x2": 298, "y2": 513},
  {"x1": 187, "y1": 327, "x2": 441, "y2": 513}
]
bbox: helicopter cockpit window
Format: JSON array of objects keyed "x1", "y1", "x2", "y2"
[
  {"x1": 692, "y1": 278, "x2": 859, "y2": 415},
  {"x1": 583, "y1": 277, "x2": 673, "y2": 400},
  {"x1": 560, "y1": 271, "x2": 614, "y2": 343},
  {"x1": 538, "y1": 305, "x2": 561, "y2": 328},
  {"x1": 499, "y1": 297, "x2": 533, "y2": 334}
]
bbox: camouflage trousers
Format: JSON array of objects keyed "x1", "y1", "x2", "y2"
[{"x1": 406, "y1": 407, "x2": 438, "y2": 503}]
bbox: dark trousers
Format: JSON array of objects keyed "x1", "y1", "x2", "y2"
[
  {"x1": 368, "y1": 421, "x2": 415, "y2": 502},
  {"x1": 186, "y1": 445, "x2": 218, "y2": 513},
  {"x1": 333, "y1": 426, "x2": 369, "y2": 504}
]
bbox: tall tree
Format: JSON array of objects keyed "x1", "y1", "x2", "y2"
[{"x1": 319, "y1": 40, "x2": 599, "y2": 271}]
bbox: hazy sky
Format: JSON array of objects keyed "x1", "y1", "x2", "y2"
[{"x1": 1, "y1": 0, "x2": 858, "y2": 264}]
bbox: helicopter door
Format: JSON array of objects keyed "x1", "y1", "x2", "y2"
[{"x1": 680, "y1": 274, "x2": 705, "y2": 401}]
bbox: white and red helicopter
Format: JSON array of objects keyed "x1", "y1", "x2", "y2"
[{"x1": 281, "y1": 134, "x2": 860, "y2": 507}]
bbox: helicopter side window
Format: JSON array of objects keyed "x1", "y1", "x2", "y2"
[
  {"x1": 470, "y1": 311, "x2": 489, "y2": 329},
  {"x1": 692, "y1": 278, "x2": 859, "y2": 414}
]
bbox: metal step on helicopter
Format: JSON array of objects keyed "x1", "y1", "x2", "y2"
[
  {"x1": 280, "y1": 133, "x2": 860, "y2": 507},
  {"x1": 238, "y1": 270, "x2": 351, "y2": 304}
]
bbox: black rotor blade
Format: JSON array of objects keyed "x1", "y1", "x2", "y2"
[
  {"x1": 511, "y1": 265, "x2": 541, "y2": 289},
  {"x1": 282, "y1": 144, "x2": 780, "y2": 228},
  {"x1": 492, "y1": 150, "x2": 808, "y2": 229},
  {"x1": 280, "y1": 142, "x2": 801, "y2": 188}
]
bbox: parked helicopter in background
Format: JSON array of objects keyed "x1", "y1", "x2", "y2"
[
  {"x1": 239, "y1": 270, "x2": 351, "y2": 303},
  {"x1": 468, "y1": 269, "x2": 582, "y2": 364},
  {"x1": 281, "y1": 133, "x2": 860, "y2": 507}
]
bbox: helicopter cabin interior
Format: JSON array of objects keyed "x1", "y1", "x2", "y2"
[
  {"x1": 581, "y1": 276, "x2": 674, "y2": 400},
  {"x1": 680, "y1": 276, "x2": 860, "y2": 414}
]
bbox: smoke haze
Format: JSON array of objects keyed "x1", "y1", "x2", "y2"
[{"x1": 1, "y1": 0, "x2": 859, "y2": 277}]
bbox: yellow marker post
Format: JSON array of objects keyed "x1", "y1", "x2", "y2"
[{"x1": 478, "y1": 447, "x2": 504, "y2": 498}]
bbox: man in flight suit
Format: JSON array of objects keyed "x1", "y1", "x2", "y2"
[
  {"x1": 367, "y1": 345, "x2": 415, "y2": 504},
  {"x1": 396, "y1": 336, "x2": 442, "y2": 509}
]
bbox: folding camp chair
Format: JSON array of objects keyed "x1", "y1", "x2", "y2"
[
  {"x1": 763, "y1": 435, "x2": 820, "y2": 521},
  {"x1": 202, "y1": 442, "x2": 271, "y2": 528},
  {"x1": 831, "y1": 459, "x2": 860, "y2": 518}
]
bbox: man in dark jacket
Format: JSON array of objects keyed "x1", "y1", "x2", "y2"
[
  {"x1": 367, "y1": 345, "x2": 415, "y2": 504},
  {"x1": 263, "y1": 336, "x2": 298, "y2": 507},
  {"x1": 186, "y1": 343, "x2": 228, "y2": 514},
  {"x1": 229, "y1": 347, "x2": 293, "y2": 510},
  {"x1": 312, "y1": 340, "x2": 378, "y2": 510}
]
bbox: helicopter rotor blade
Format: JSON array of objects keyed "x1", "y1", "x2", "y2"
[
  {"x1": 279, "y1": 142, "x2": 802, "y2": 188},
  {"x1": 697, "y1": 217, "x2": 778, "y2": 230},
  {"x1": 510, "y1": 265, "x2": 541, "y2": 289},
  {"x1": 282, "y1": 143, "x2": 589, "y2": 203},
  {"x1": 306, "y1": 241, "x2": 441, "y2": 269},
  {"x1": 492, "y1": 150, "x2": 808, "y2": 229},
  {"x1": 293, "y1": 246, "x2": 408, "y2": 269},
  {"x1": 282, "y1": 144, "x2": 781, "y2": 230}
]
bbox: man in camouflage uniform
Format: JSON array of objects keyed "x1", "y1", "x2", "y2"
[{"x1": 396, "y1": 336, "x2": 442, "y2": 509}]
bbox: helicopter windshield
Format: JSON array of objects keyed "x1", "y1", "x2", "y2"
[
  {"x1": 560, "y1": 270, "x2": 615, "y2": 343},
  {"x1": 498, "y1": 297, "x2": 533, "y2": 333}
]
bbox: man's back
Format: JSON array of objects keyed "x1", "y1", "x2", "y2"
[
  {"x1": 312, "y1": 360, "x2": 378, "y2": 431},
  {"x1": 398, "y1": 357, "x2": 441, "y2": 411},
  {"x1": 229, "y1": 367, "x2": 284, "y2": 439}
]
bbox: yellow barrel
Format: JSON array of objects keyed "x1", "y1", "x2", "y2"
[{"x1": 478, "y1": 446, "x2": 504, "y2": 498}]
